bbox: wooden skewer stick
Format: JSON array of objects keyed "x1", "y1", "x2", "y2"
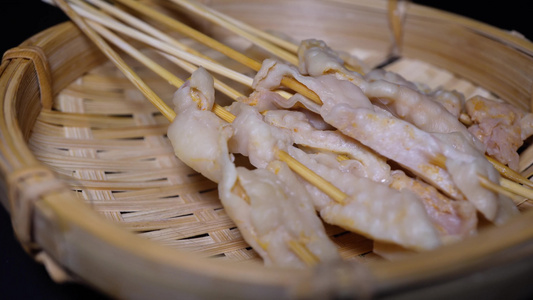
[
  {"x1": 430, "y1": 153, "x2": 533, "y2": 200},
  {"x1": 287, "y1": 240, "x2": 319, "y2": 266},
  {"x1": 478, "y1": 175, "x2": 524, "y2": 203},
  {"x1": 160, "y1": 52, "x2": 245, "y2": 102},
  {"x1": 499, "y1": 178, "x2": 533, "y2": 201},
  {"x1": 112, "y1": 0, "x2": 322, "y2": 105},
  {"x1": 89, "y1": 21, "x2": 185, "y2": 87},
  {"x1": 487, "y1": 156, "x2": 533, "y2": 189},
  {"x1": 84, "y1": 18, "x2": 238, "y2": 123}
]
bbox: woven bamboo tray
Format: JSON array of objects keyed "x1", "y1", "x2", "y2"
[{"x1": 2, "y1": 0, "x2": 533, "y2": 299}]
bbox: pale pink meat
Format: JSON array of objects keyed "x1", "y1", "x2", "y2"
[
  {"x1": 389, "y1": 171, "x2": 477, "y2": 241},
  {"x1": 168, "y1": 68, "x2": 340, "y2": 268},
  {"x1": 467, "y1": 95, "x2": 533, "y2": 171},
  {"x1": 253, "y1": 57, "x2": 518, "y2": 223}
]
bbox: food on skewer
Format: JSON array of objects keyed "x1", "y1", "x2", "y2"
[
  {"x1": 263, "y1": 109, "x2": 391, "y2": 184},
  {"x1": 167, "y1": 68, "x2": 341, "y2": 267},
  {"x1": 427, "y1": 88, "x2": 466, "y2": 119},
  {"x1": 262, "y1": 109, "x2": 477, "y2": 241},
  {"x1": 287, "y1": 147, "x2": 442, "y2": 251},
  {"x1": 225, "y1": 100, "x2": 442, "y2": 250},
  {"x1": 299, "y1": 39, "x2": 484, "y2": 151},
  {"x1": 253, "y1": 48, "x2": 518, "y2": 224},
  {"x1": 255, "y1": 60, "x2": 461, "y2": 196}
]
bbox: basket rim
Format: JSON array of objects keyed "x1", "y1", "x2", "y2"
[{"x1": 2, "y1": 1, "x2": 533, "y2": 298}]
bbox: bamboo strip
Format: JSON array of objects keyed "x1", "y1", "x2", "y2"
[
  {"x1": 488, "y1": 156, "x2": 533, "y2": 189},
  {"x1": 93, "y1": 201, "x2": 220, "y2": 215}
]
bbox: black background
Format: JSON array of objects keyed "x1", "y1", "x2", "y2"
[{"x1": 1, "y1": 1, "x2": 532, "y2": 299}]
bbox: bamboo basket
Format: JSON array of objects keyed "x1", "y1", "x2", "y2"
[{"x1": 2, "y1": 0, "x2": 533, "y2": 299}]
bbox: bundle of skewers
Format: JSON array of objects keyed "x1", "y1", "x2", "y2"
[{"x1": 46, "y1": 0, "x2": 533, "y2": 268}]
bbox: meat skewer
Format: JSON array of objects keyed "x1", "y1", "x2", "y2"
[
  {"x1": 51, "y1": 0, "x2": 532, "y2": 261},
  {"x1": 254, "y1": 57, "x2": 519, "y2": 223},
  {"x1": 263, "y1": 109, "x2": 477, "y2": 240},
  {"x1": 168, "y1": 68, "x2": 341, "y2": 267}
]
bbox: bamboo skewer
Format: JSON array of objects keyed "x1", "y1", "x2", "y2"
[
  {"x1": 82, "y1": 0, "x2": 214, "y2": 62},
  {"x1": 500, "y1": 179, "x2": 533, "y2": 202},
  {"x1": 70, "y1": 0, "x2": 245, "y2": 101},
  {"x1": 80, "y1": 5, "x2": 533, "y2": 204},
  {"x1": 72, "y1": 0, "x2": 347, "y2": 203},
  {"x1": 156, "y1": 0, "x2": 529, "y2": 189},
  {"x1": 91, "y1": 23, "x2": 345, "y2": 203},
  {"x1": 161, "y1": 52, "x2": 245, "y2": 102},
  {"x1": 430, "y1": 154, "x2": 533, "y2": 200},
  {"x1": 76, "y1": 0, "x2": 244, "y2": 100},
  {"x1": 59, "y1": 0, "x2": 532, "y2": 203},
  {"x1": 487, "y1": 156, "x2": 533, "y2": 189}
]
